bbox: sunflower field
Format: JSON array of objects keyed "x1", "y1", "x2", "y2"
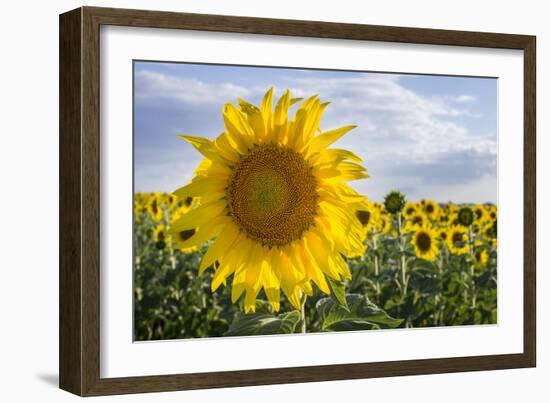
[
  {"x1": 134, "y1": 89, "x2": 497, "y2": 340},
  {"x1": 134, "y1": 191, "x2": 497, "y2": 340}
]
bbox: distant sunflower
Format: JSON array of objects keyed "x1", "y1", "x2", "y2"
[
  {"x1": 170, "y1": 88, "x2": 369, "y2": 312},
  {"x1": 403, "y1": 203, "x2": 417, "y2": 220},
  {"x1": 153, "y1": 223, "x2": 167, "y2": 250},
  {"x1": 447, "y1": 226, "x2": 469, "y2": 255},
  {"x1": 438, "y1": 228, "x2": 448, "y2": 243},
  {"x1": 473, "y1": 204, "x2": 487, "y2": 224},
  {"x1": 147, "y1": 194, "x2": 164, "y2": 222},
  {"x1": 423, "y1": 199, "x2": 440, "y2": 220},
  {"x1": 170, "y1": 196, "x2": 198, "y2": 254},
  {"x1": 403, "y1": 213, "x2": 425, "y2": 233},
  {"x1": 488, "y1": 206, "x2": 497, "y2": 222},
  {"x1": 411, "y1": 225, "x2": 439, "y2": 261},
  {"x1": 474, "y1": 249, "x2": 489, "y2": 269},
  {"x1": 355, "y1": 200, "x2": 378, "y2": 235},
  {"x1": 165, "y1": 193, "x2": 177, "y2": 208}
]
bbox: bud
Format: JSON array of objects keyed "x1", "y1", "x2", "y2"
[
  {"x1": 384, "y1": 190, "x2": 406, "y2": 214},
  {"x1": 457, "y1": 207, "x2": 474, "y2": 226}
]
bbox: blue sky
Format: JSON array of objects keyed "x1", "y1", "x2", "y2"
[{"x1": 134, "y1": 61, "x2": 497, "y2": 204}]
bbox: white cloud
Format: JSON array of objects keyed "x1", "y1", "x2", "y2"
[
  {"x1": 284, "y1": 75, "x2": 495, "y2": 159},
  {"x1": 451, "y1": 94, "x2": 478, "y2": 103},
  {"x1": 135, "y1": 71, "x2": 497, "y2": 203},
  {"x1": 135, "y1": 70, "x2": 251, "y2": 106},
  {"x1": 281, "y1": 75, "x2": 496, "y2": 202}
]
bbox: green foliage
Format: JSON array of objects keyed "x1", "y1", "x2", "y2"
[
  {"x1": 317, "y1": 294, "x2": 402, "y2": 331},
  {"x1": 134, "y1": 206, "x2": 497, "y2": 340},
  {"x1": 326, "y1": 277, "x2": 348, "y2": 309},
  {"x1": 134, "y1": 213, "x2": 240, "y2": 340},
  {"x1": 224, "y1": 302, "x2": 302, "y2": 336}
]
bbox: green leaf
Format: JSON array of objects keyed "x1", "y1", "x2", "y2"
[
  {"x1": 316, "y1": 294, "x2": 403, "y2": 331},
  {"x1": 327, "y1": 277, "x2": 348, "y2": 310},
  {"x1": 224, "y1": 310, "x2": 301, "y2": 336}
]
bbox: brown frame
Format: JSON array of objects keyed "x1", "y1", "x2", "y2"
[{"x1": 59, "y1": 6, "x2": 536, "y2": 396}]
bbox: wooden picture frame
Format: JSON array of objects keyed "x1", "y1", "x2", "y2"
[{"x1": 59, "y1": 6, "x2": 536, "y2": 396}]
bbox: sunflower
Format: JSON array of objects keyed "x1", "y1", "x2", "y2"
[
  {"x1": 355, "y1": 199, "x2": 379, "y2": 235},
  {"x1": 423, "y1": 199, "x2": 440, "y2": 221},
  {"x1": 411, "y1": 225, "x2": 439, "y2": 261},
  {"x1": 447, "y1": 226, "x2": 469, "y2": 255},
  {"x1": 153, "y1": 223, "x2": 167, "y2": 250},
  {"x1": 170, "y1": 88, "x2": 368, "y2": 313},
  {"x1": 474, "y1": 249, "x2": 489, "y2": 270},
  {"x1": 473, "y1": 204, "x2": 488, "y2": 225},
  {"x1": 403, "y1": 202, "x2": 418, "y2": 220},
  {"x1": 438, "y1": 212, "x2": 450, "y2": 226},
  {"x1": 164, "y1": 193, "x2": 177, "y2": 208},
  {"x1": 438, "y1": 228, "x2": 448, "y2": 243},
  {"x1": 170, "y1": 196, "x2": 199, "y2": 253},
  {"x1": 403, "y1": 212, "x2": 425, "y2": 233},
  {"x1": 134, "y1": 194, "x2": 147, "y2": 223},
  {"x1": 147, "y1": 193, "x2": 164, "y2": 222},
  {"x1": 487, "y1": 205, "x2": 497, "y2": 222},
  {"x1": 375, "y1": 213, "x2": 392, "y2": 234}
]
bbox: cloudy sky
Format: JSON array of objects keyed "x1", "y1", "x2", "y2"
[{"x1": 134, "y1": 61, "x2": 497, "y2": 204}]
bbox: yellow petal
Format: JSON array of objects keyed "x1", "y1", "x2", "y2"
[
  {"x1": 307, "y1": 125, "x2": 357, "y2": 156},
  {"x1": 173, "y1": 177, "x2": 225, "y2": 199},
  {"x1": 223, "y1": 103, "x2": 254, "y2": 139},
  {"x1": 199, "y1": 222, "x2": 240, "y2": 274},
  {"x1": 170, "y1": 200, "x2": 226, "y2": 232},
  {"x1": 273, "y1": 89, "x2": 291, "y2": 126},
  {"x1": 178, "y1": 135, "x2": 228, "y2": 164},
  {"x1": 260, "y1": 87, "x2": 274, "y2": 126},
  {"x1": 169, "y1": 215, "x2": 229, "y2": 249}
]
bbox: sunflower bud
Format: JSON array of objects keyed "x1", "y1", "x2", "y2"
[
  {"x1": 457, "y1": 207, "x2": 474, "y2": 226},
  {"x1": 384, "y1": 190, "x2": 406, "y2": 214}
]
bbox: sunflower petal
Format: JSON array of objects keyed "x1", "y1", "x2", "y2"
[
  {"x1": 199, "y1": 223, "x2": 240, "y2": 274},
  {"x1": 307, "y1": 125, "x2": 357, "y2": 155},
  {"x1": 170, "y1": 200, "x2": 226, "y2": 232}
]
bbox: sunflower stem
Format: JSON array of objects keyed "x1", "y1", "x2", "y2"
[
  {"x1": 468, "y1": 225, "x2": 476, "y2": 311},
  {"x1": 373, "y1": 234, "x2": 380, "y2": 276},
  {"x1": 164, "y1": 207, "x2": 176, "y2": 270},
  {"x1": 300, "y1": 294, "x2": 307, "y2": 333},
  {"x1": 435, "y1": 253, "x2": 444, "y2": 326},
  {"x1": 372, "y1": 234, "x2": 381, "y2": 299},
  {"x1": 397, "y1": 214, "x2": 408, "y2": 297}
]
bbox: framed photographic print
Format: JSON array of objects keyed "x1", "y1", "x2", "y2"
[{"x1": 59, "y1": 6, "x2": 536, "y2": 396}]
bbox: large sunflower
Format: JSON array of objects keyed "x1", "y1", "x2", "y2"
[{"x1": 170, "y1": 88, "x2": 368, "y2": 313}]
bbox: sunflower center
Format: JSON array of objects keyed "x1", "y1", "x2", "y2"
[
  {"x1": 228, "y1": 144, "x2": 319, "y2": 247},
  {"x1": 412, "y1": 215, "x2": 423, "y2": 226},
  {"x1": 416, "y1": 232, "x2": 432, "y2": 252},
  {"x1": 452, "y1": 232, "x2": 463, "y2": 245}
]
